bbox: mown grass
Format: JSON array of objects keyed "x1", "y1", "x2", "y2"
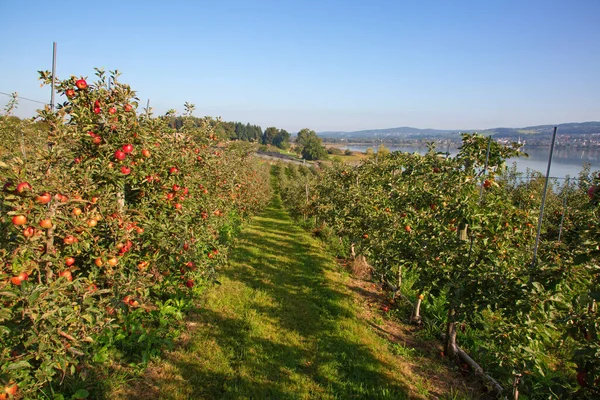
[{"x1": 113, "y1": 193, "x2": 474, "y2": 399}]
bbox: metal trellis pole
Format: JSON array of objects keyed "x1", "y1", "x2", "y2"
[
  {"x1": 531, "y1": 126, "x2": 557, "y2": 271},
  {"x1": 557, "y1": 177, "x2": 570, "y2": 242},
  {"x1": 50, "y1": 42, "x2": 57, "y2": 111}
]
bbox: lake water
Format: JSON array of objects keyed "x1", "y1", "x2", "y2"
[{"x1": 338, "y1": 145, "x2": 600, "y2": 180}]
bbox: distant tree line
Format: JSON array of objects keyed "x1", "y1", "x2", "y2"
[
  {"x1": 166, "y1": 117, "x2": 291, "y2": 149},
  {"x1": 167, "y1": 116, "x2": 327, "y2": 159},
  {"x1": 214, "y1": 121, "x2": 264, "y2": 142}
]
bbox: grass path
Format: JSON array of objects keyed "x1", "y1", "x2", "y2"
[{"x1": 116, "y1": 194, "x2": 476, "y2": 399}]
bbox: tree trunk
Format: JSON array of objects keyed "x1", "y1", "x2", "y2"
[
  {"x1": 411, "y1": 296, "x2": 422, "y2": 324},
  {"x1": 445, "y1": 308, "x2": 458, "y2": 358},
  {"x1": 44, "y1": 203, "x2": 57, "y2": 283},
  {"x1": 512, "y1": 374, "x2": 521, "y2": 400},
  {"x1": 117, "y1": 187, "x2": 125, "y2": 212},
  {"x1": 304, "y1": 182, "x2": 308, "y2": 221},
  {"x1": 397, "y1": 265, "x2": 402, "y2": 294},
  {"x1": 459, "y1": 224, "x2": 469, "y2": 241}
]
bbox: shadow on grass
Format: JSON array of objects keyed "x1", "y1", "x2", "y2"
[{"x1": 122, "y1": 195, "x2": 414, "y2": 399}]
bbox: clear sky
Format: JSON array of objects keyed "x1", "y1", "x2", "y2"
[{"x1": 1, "y1": 0, "x2": 598, "y2": 132}]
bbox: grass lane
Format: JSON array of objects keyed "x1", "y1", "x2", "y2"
[{"x1": 116, "y1": 194, "x2": 469, "y2": 399}]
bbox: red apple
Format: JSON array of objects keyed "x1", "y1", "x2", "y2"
[
  {"x1": 59, "y1": 270, "x2": 73, "y2": 281},
  {"x1": 93, "y1": 107, "x2": 101, "y2": 114},
  {"x1": 141, "y1": 149, "x2": 150, "y2": 157},
  {"x1": 66, "y1": 89, "x2": 75, "y2": 98},
  {"x1": 185, "y1": 279, "x2": 194, "y2": 288},
  {"x1": 108, "y1": 107, "x2": 117, "y2": 115},
  {"x1": 11, "y1": 272, "x2": 28, "y2": 286},
  {"x1": 12, "y1": 215, "x2": 27, "y2": 226},
  {"x1": 120, "y1": 166, "x2": 131, "y2": 175},
  {"x1": 16, "y1": 182, "x2": 32, "y2": 194},
  {"x1": 4, "y1": 382, "x2": 18, "y2": 395},
  {"x1": 63, "y1": 235, "x2": 77, "y2": 245},
  {"x1": 39, "y1": 219, "x2": 53, "y2": 229},
  {"x1": 169, "y1": 167, "x2": 179, "y2": 175},
  {"x1": 122, "y1": 144, "x2": 133, "y2": 154},
  {"x1": 65, "y1": 257, "x2": 75, "y2": 266},
  {"x1": 75, "y1": 79, "x2": 87, "y2": 90},
  {"x1": 114, "y1": 150, "x2": 126, "y2": 161},
  {"x1": 124, "y1": 103, "x2": 133, "y2": 112},
  {"x1": 36, "y1": 192, "x2": 52, "y2": 204}
]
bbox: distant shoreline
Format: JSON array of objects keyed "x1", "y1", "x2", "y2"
[{"x1": 322, "y1": 141, "x2": 600, "y2": 150}]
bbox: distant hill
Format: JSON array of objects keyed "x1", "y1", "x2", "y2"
[
  {"x1": 318, "y1": 121, "x2": 600, "y2": 139},
  {"x1": 481, "y1": 121, "x2": 600, "y2": 138}
]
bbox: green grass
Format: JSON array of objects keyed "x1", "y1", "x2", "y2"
[{"x1": 113, "y1": 193, "x2": 475, "y2": 399}]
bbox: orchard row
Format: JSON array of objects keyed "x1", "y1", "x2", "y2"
[
  {"x1": 275, "y1": 135, "x2": 599, "y2": 398},
  {"x1": 0, "y1": 69, "x2": 271, "y2": 398}
]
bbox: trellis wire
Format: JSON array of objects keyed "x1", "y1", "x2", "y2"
[{"x1": 0, "y1": 92, "x2": 47, "y2": 105}]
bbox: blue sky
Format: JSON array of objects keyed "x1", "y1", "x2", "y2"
[{"x1": 1, "y1": 0, "x2": 598, "y2": 132}]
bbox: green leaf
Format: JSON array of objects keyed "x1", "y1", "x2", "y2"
[
  {"x1": 6, "y1": 360, "x2": 32, "y2": 370},
  {"x1": 72, "y1": 389, "x2": 90, "y2": 399},
  {"x1": 28, "y1": 288, "x2": 42, "y2": 303}
]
